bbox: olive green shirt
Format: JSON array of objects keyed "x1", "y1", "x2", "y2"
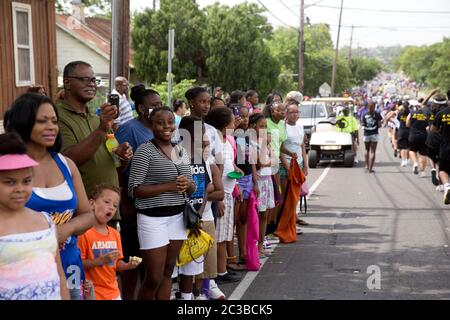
[{"x1": 56, "y1": 100, "x2": 120, "y2": 220}]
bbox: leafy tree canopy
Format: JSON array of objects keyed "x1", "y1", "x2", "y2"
[
  {"x1": 152, "y1": 79, "x2": 197, "y2": 107},
  {"x1": 132, "y1": 0, "x2": 206, "y2": 85},
  {"x1": 202, "y1": 3, "x2": 279, "y2": 97},
  {"x1": 396, "y1": 38, "x2": 450, "y2": 90}
]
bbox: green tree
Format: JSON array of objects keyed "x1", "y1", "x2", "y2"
[
  {"x1": 202, "y1": 3, "x2": 280, "y2": 98},
  {"x1": 268, "y1": 27, "x2": 298, "y2": 73},
  {"x1": 267, "y1": 27, "x2": 298, "y2": 95},
  {"x1": 349, "y1": 56, "x2": 384, "y2": 86},
  {"x1": 396, "y1": 45, "x2": 434, "y2": 84},
  {"x1": 427, "y1": 39, "x2": 450, "y2": 89},
  {"x1": 151, "y1": 79, "x2": 197, "y2": 107},
  {"x1": 303, "y1": 24, "x2": 352, "y2": 96},
  {"x1": 395, "y1": 39, "x2": 450, "y2": 90},
  {"x1": 269, "y1": 24, "x2": 386, "y2": 96},
  {"x1": 132, "y1": 0, "x2": 206, "y2": 85}
]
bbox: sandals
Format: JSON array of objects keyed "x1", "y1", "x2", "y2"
[
  {"x1": 227, "y1": 262, "x2": 246, "y2": 272},
  {"x1": 227, "y1": 256, "x2": 246, "y2": 272}
]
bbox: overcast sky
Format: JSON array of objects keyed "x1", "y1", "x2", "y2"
[{"x1": 130, "y1": 0, "x2": 450, "y2": 48}]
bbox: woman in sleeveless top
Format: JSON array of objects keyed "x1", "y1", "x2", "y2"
[
  {"x1": 0, "y1": 132, "x2": 69, "y2": 300},
  {"x1": 4, "y1": 93, "x2": 95, "y2": 300}
]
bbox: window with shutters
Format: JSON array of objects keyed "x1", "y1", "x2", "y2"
[{"x1": 12, "y1": 2, "x2": 35, "y2": 87}]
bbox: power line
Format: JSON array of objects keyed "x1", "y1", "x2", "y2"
[
  {"x1": 278, "y1": 0, "x2": 299, "y2": 18},
  {"x1": 334, "y1": 24, "x2": 450, "y2": 30},
  {"x1": 305, "y1": 0, "x2": 327, "y2": 9},
  {"x1": 259, "y1": 1, "x2": 450, "y2": 32},
  {"x1": 311, "y1": 4, "x2": 450, "y2": 15},
  {"x1": 256, "y1": 0, "x2": 298, "y2": 29},
  {"x1": 289, "y1": 0, "x2": 327, "y2": 8}
]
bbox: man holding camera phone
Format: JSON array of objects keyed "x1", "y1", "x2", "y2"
[
  {"x1": 56, "y1": 61, "x2": 133, "y2": 225},
  {"x1": 111, "y1": 76, "x2": 134, "y2": 128}
]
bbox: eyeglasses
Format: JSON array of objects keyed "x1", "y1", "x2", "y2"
[
  {"x1": 149, "y1": 103, "x2": 163, "y2": 109},
  {"x1": 66, "y1": 76, "x2": 101, "y2": 86}
]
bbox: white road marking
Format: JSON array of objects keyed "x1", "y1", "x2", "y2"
[
  {"x1": 228, "y1": 164, "x2": 332, "y2": 300},
  {"x1": 306, "y1": 164, "x2": 332, "y2": 200},
  {"x1": 228, "y1": 246, "x2": 277, "y2": 300}
]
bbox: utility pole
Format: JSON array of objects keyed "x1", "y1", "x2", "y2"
[
  {"x1": 168, "y1": 29, "x2": 175, "y2": 108},
  {"x1": 298, "y1": 0, "x2": 305, "y2": 93},
  {"x1": 153, "y1": 0, "x2": 156, "y2": 10},
  {"x1": 348, "y1": 24, "x2": 354, "y2": 62},
  {"x1": 331, "y1": 0, "x2": 344, "y2": 96},
  {"x1": 110, "y1": 0, "x2": 130, "y2": 92},
  {"x1": 110, "y1": 0, "x2": 119, "y2": 92}
]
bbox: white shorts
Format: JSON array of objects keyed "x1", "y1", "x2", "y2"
[
  {"x1": 363, "y1": 134, "x2": 379, "y2": 143},
  {"x1": 215, "y1": 193, "x2": 234, "y2": 243},
  {"x1": 172, "y1": 260, "x2": 204, "y2": 278},
  {"x1": 137, "y1": 213, "x2": 187, "y2": 250}
]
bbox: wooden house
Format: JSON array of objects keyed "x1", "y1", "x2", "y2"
[{"x1": 0, "y1": 0, "x2": 57, "y2": 127}]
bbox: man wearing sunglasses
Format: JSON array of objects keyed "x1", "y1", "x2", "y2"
[{"x1": 56, "y1": 60, "x2": 133, "y2": 227}]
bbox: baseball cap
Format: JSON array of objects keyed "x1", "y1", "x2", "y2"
[
  {"x1": 0, "y1": 154, "x2": 39, "y2": 171},
  {"x1": 431, "y1": 95, "x2": 448, "y2": 105},
  {"x1": 286, "y1": 91, "x2": 303, "y2": 104}
]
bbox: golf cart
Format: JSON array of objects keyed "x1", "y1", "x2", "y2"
[
  {"x1": 307, "y1": 97, "x2": 355, "y2": 168},
  {"x1": 298, "y1": 100, "x2": 329, "y2": 149}
]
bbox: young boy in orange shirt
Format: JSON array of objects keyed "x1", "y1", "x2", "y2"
[{"x1": 78, "y1": 184, "x2": 141, "y2": 300}]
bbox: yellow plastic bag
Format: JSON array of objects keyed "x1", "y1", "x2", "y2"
[{"x1": 177, "y1": 229, "x2": 214, "y2": 266}]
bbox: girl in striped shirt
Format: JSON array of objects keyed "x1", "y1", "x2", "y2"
[{"x1": 128, "y1": 106, "x2": 195, "y2": 300}]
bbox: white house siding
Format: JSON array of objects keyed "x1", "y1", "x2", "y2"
[{"x1": 56, "y1": 27, "x2": 110, "y2": 86}]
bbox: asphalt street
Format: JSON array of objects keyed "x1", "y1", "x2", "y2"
[{"x1": 222, "y1": 128, "x2": 450, "y2": 300}]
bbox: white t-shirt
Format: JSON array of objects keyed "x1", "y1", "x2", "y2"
[
  {"x1": 250, "y1": 140, "x2": 272, "y2": 177},
  {"x1": 205, "y1": 123, "x2": 223, "y2": 165},
  {"x1": 285, "y1": 121, "x2": 305, "y2": 167},
  {"x1": 258, "y1": 166, "x2": 272, "y2": 177},
  {"x1": 222, "y1": 140, "x2": 236, "y2": 193}
]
